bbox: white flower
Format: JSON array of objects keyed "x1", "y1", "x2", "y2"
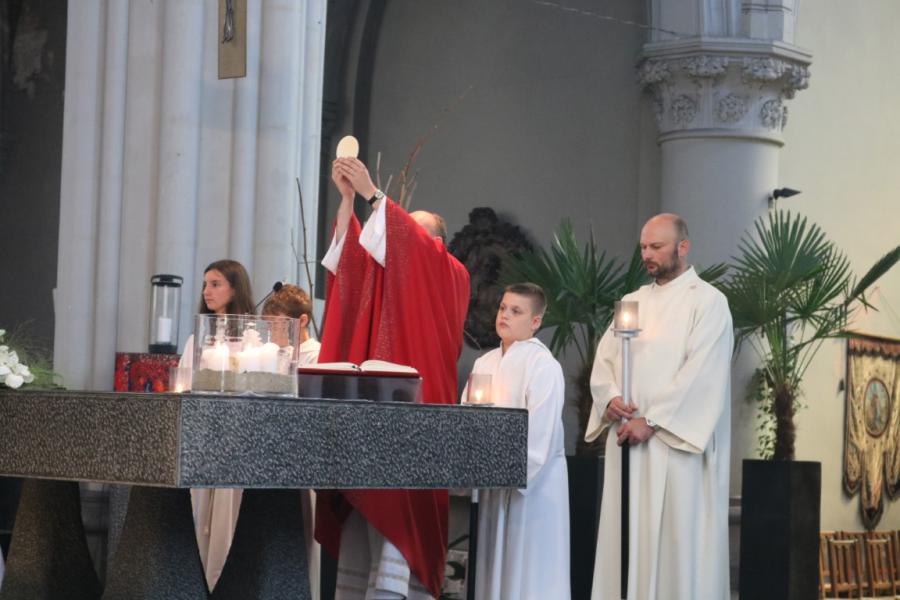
[
  {"x1": 5, "y1": 373, "x2": 23, "y2": 389},
  {"x1": 0, "y1": 329, "x2": 5, "y2": 339},
  {"x1": 0, "y1": 364, "x2": 9, "y2": 377},
  {"x1": 7, "y1": 351, "x2": 18, "y2": 367}
]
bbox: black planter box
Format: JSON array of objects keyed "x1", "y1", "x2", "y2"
[
  {"x1": 567, "y1": 455, "x2": 604, "y2": 600},
  {"x1": 739, "y1": 459, "x2": 821, "y2": 600}
]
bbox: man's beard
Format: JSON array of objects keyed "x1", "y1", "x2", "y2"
[{"x1": 645, "y1": 248, "x2": 681, "y2": 281}]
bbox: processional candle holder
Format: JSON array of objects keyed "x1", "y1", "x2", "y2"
[
  {"x1": 613, "y1": 300, "x2": 640, "y2": 600},
  {"x1": 191, "y1": 314, "x2": 300, "y2": 397},
  {"x1": 148, "y1": 274, "x2": 183, "y2": 354}
]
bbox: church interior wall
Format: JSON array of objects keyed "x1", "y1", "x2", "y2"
[{"x1": 776, "y1": 0, "x2": 900, "y2": 532}]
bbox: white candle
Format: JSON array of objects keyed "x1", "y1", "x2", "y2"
[
  {"x1": 260, "y1": 342, "x2": 280, "y2": 373},
  {"x1": 157, "y1": 316, "x2": 172, "y2": 343},
  {"x1": 203, "y1": 343, "x2": 230, "y2": 371},
  {"x1": 237, "y1": 347, "x2": 260, "y2": 373}
]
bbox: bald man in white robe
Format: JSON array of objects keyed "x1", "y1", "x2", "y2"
[{"x1": 587, "y1": 214, "x2": 733, "y2": 600}]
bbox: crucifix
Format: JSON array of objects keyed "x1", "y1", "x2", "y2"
[{"x1": 218, "y1": 0, "x2": 247, "y2": 79}]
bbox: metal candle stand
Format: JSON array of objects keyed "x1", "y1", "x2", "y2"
[{"x1": 613, "y1": 300, "x2": 640, "y2": 600}]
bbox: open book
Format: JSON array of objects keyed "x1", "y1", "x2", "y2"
[{"x1": 299, "y1": 360, "x2": 419, "y2": 376}]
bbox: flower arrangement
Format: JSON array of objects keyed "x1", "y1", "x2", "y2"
[
  {"x1": 0, "y1": 324, "x2": 61, "y2": 389},
  {"x1": 0, "y1": 329, "x2": 34, "y2": 388}
]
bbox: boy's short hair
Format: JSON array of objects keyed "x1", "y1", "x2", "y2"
[
  {"x1": 262, "y1": 284, "x2": 312, "y2": 320},
  {"x1": 504, "y1": 282, "x2": 547, "y2": 316}
]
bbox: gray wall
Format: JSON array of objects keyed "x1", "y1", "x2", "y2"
[{"x1": 0, "y1": 0, "x2": 66, "y2": 347}]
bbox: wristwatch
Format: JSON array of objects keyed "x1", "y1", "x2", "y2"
[
  {"x1": 645, "y1": 417, "x2": 661, "y2": 432},
  {"x1": 367, "y1": 189, "x2": 385, "y2": 206}
]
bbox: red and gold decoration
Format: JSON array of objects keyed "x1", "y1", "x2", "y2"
[
  {"x1": 114, "y1": 352, "x2": 180, "y2": 393},
  {"x1": 843, "y1": 333, "x2": 900, "y2": 529}
]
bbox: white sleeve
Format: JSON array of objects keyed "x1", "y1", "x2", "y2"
[
  {"x1": 358, "y1": 199, "x2": 387, "y2": 267},
  {"x1": 520, "y1": 356, "x2": 565, "y2": 495},
  {"x1": 584, "y1": 325, "x2": 621, "y2": 442},
  {"x1": 320, "y1": 231, "x2": 347, "y2": 274}
]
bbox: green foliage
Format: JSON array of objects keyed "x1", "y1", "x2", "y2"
[
  {"x1": 719, "y1": 210, "x2": 899, "y2": 459},
  {"x1": 503, "y1": 221, "x2": 639, "y2": 367}
]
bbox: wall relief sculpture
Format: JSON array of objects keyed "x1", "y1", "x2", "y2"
[
  {"x1": 448, "y1": 208, "x2": 532, "y2": 350},
  {"x1": 843, "y1": 333, "x2": 900, "y2": 529}
]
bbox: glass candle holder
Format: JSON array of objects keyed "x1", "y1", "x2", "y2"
[
  {"x1": 168, "y1": 366, "x2": 192, "y2": 393},
  {"x1": 149, "y1": 274, "x2": 183, "y2": 354},
  {"x1": 192, "y1": 314, "x2": 300, "y2": 397},
  {"x1": 465, "y1": 373, "x2": 493, "y2": 406},
  {"x1": 614, "y1": 300, "x2": 639, "y2": 332}
]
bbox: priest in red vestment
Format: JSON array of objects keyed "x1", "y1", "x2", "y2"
[{"x1": 316, "y1": 157, "x2": 470, "y2": 599}]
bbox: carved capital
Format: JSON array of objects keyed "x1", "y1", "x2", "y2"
[{"x1": 637, "y1": 45, "x2": 811, "y2": 143}]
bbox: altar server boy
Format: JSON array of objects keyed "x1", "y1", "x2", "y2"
[{"x1": 462, "y1": 283, "x2": 570, "y2": 600}]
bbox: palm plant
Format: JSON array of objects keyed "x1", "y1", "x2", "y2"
[
  {"x1": 719, "y1": 210, "x2": 900, "y2": 460},
  {"x1": 505, "y1": 220, "x2": 726, "y2": 455}
]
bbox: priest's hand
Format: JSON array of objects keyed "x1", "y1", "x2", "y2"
[
  {"x1": 616, "y1": 418, "x2": 655, "y2": 446},
  {"x1": 605, "y1": 396, "x2": 637, "y2": 421},
  {"x1": 332, "y1": 160, "x2": 355, "y2": 200},
  {"x1": 337, "y1": 157, "x2": 378, "y2": 201}
]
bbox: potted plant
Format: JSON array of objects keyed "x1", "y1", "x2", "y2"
[{"x1": 718, "y1": 210, "x2": 900, "y2": 599}]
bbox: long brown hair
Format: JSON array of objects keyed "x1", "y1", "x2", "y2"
[{"x1": 198, "y1": 259, "x2": 255, "y2": 315}]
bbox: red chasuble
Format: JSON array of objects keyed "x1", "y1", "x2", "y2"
[{"x1": 315, "y1": 198, "x2": 470, "y2": 597}]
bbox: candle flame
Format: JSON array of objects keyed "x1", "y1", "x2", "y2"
[{"x1": 474, "y1": 389, "x2": 483, "y2": 402}]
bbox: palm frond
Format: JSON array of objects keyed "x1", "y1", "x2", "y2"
[{"x1": 847, "y1": 245, "x2": 900, "y2": 305}]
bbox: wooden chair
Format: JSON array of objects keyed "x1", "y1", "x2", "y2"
[
  {"x1": 892, "y1": 530, "x2": 900, "y2": 589},
  {"x1": 840, "y1": 532, "x2": 870, "y2": 596},
  {"x1": 864, "y1": 534, "x2": 898, "y2": 597},
  {"x1": 820, "y1": 531, "x2": 836, "y2": 598},
  {"x1": 828, "y1": 537, "x2": 864, "y2": 598}
]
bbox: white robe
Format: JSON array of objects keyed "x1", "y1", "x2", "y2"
[
  {"x1": 299, "y1": 337, "x2": 322, "y2": 366},
  {"x1": 586, "y1": 267, "x2": 732, "y2": 600},
  {"x1": 464, "y1": 337, "x2": 571, "y2": 600}
]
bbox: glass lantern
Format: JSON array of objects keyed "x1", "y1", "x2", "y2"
[
  {"x1": 192, "y1": 314, "x2": 300, "y2": 397},
  {"x1": 149, "y1": 274, "x2": 183, "y2": 354}
]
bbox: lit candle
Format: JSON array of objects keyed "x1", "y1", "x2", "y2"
[
  {"x1": 207, "y1": 342, "x2": 230, "y2": 371},
  {"x1": 614, "y1": 301, "x2": 639, "y2": 332},
  {"x1": 237, "y1": 347, "x2": 260, "y2": 373},
  {"x1": 466, "y1": 373, "x2": 492, "y2": 405},
  {"x1": 259, "y1": 342, "x2": 280, "y2": 373}
]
